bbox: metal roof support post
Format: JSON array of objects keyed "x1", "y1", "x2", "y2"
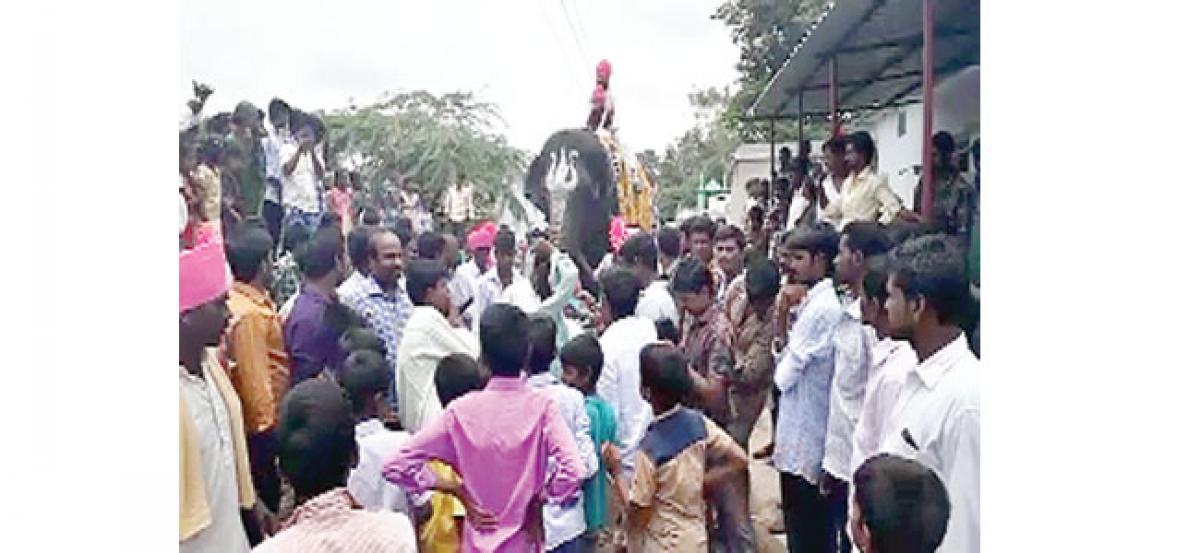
[
  {"x1": 920, "y1": 0, "x2": 936, "y2": 218},
  {"x1": 830, "y1": 56, "x2": 840, "y2": 136},
  {"x1": 769, "y1": 118, "x2": 777, "y2": 211},
  {"x1": 798, "y1": 94, "x2": 805, "y2": 157}
]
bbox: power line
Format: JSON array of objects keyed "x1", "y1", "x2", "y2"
[
  {"x1": 566, "y1": 0, "x2": 591, "y2": 56},
  {"x1": 558, "y1": 0, "x2": 590, "y2": 64},
  {"x1": 532, "y1": 0, "x2": 587, "y2": 93}
]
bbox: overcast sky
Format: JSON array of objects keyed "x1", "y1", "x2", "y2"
[{"x1": 181, "y1": 0, "x2": 740, "y2": 155}]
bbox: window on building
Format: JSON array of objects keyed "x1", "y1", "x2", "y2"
[{"x1": 897, "y1": 109, "x2": 907, "y2": 137}]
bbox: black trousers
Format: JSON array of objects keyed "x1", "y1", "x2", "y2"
[
  {"x1": 827, "y1": 477, "x2": 851, "y2": 553},
  {"x1": 780, "y1": 472, "x2": 837, "y2": 553},
  {"x1": 247, "y1": 431, "x2": 281, "y2": 513},
  {"x1": 262, "y1": 198, "x2": 283, "y2": 247}
]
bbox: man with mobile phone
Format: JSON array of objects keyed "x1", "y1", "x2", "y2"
[{"x1": 280, "y1": 115, "x2": 324, "y2": 234}]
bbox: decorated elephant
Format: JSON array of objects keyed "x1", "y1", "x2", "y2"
[{"x1": 525, "y1": 128, "x2": 620, "y2": 270}]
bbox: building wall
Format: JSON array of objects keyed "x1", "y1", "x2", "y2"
[
  {"x1": 725, "y1": 143, "x2": 774, "y2": 227},
  {"x1": 867, "y1": 65, "x2": 980, "y2": 209}
]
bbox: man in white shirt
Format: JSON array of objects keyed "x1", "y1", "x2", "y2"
[
  {"x1": 471, "y1": 228, "x2": 539, "y2": 331},
  {"x1": 622, "y1": 231, "x2": 680, "y2": 327},
  {"x1": 451, "y1": 230, "x2": 490, "y2": 325},
  {"x1": 821, "y1": 221, "x2": 894, "y2": 551},
  {"x1": 261, "y1": 98, "x2": 292, "y2": 245},
  {"x1": 879, "y1": 234, "x2": 980, "y2": 553},
  {"x1": 444, "y1": 174, "x2": 474, "y2": 240},
  {"x1": 655, "y1": 226, "x2": 683, "y2": 279},
  {"x1": 595, "y1": 268, "x2": 655, "y2": 477},
  {"x1": 790, "y1": 136, "x2": 850, "y2": 230},
  {"x1": 850, "y1": 257, "x2": 918, "y2": 474},
  {"x1": 279, "y1": 117, "x2": 324, "y2": 234},
  {"x1": 394, "y1": 260, "x2": 479, "y2": 432},
  {"x1": 338, "y1": 228, "x2": 414, "y2": 395},
  {"x1": 771, "y1": 226, "x2": 844, "y2": 553}
]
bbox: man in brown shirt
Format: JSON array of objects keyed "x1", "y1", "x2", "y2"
[
  {"x1": 726, "y1": 259, "x2": 780, "y2": 450},
  {"x1": 670, "y1": 258, "x2": 754, "y2": 552},
  {"x1": 224, "y1": 222, "x2": 290, "y2": 523},
  {"x1": 672, "y1": 258, "x2": 735, "y2": 427},
  {"x1": 714, "y1": 224, "x2": 749, "y2": 326}
]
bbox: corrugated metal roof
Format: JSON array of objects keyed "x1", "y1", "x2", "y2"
[{"x1": 750, "y1": 0, "x2": 980, "y2": 118}]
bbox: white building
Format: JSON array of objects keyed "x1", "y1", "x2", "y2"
[
  {"x1": 854, "y1": 65, "x2": 979, "y2": 209},
  {"x1": 724, "y1": 144, "x2": 772, "y2": 225}
]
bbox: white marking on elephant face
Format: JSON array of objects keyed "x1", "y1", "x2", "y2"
[{"x1": 543, "y1": 148, "x2": 579, "y2": 227}]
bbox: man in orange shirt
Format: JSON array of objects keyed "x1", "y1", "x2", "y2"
[{"x1": 224, "y1": 221, "x2": 291, "y2": 531}]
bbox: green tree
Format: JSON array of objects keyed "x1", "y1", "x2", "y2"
[
  {"x1": 711, "y1": 0, "x2": 829, "y2": 143},
  {"x1": 653, "y1": 87, "x2": 740, "y2": 221},
  {"x1": 320, "y1": 90, "x2": 528, "y2": 223}
]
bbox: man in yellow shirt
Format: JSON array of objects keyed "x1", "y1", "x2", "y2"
[
  {"x1": 821, "y1": 132, "x2": 919, "y2": 230},
  {"x1": 224, "y1": 221, "x2": 291, "y2": 524}
]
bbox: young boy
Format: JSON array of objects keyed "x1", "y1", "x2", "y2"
[
  {"x1": 338, "y1": 326, "x2": 387, "y2": 358},
  {"x1": 384, "y1": 304, "x2": 586, "y2": 552},
  {"x1": 559, "y1": 334, "x2": 619, "y2": 550},
  {"x1": 340, "y1": 350, "x2": 418, "y2": 516},
  {"x1": 254, "y1": 380, "x2": 417, "y2": 552},
  {"x1": 771, "y1": 224, "x2": 845, "y2": 553},
  {"x1": 619, "y1": 342, "x2": 748, "y2": 552},
  {"x1": 418, "y1": 353, "x2": 487, "y2": 553},
  {"x1": 849, "y1": 454, "x2": 950, "y2": 553},
  {"x1": 527, "y1": 316, "x2": 599, "y2": 552}
]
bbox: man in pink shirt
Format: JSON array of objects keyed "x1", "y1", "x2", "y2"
[{"x1": 383, "y1": 303, "x2": 586, "y2": 552}]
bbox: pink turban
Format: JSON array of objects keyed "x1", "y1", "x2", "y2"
[
  {"x1": 596, "y1": 59, "x2": 612, "y2": 82},
  {"x1": 467, "y1": 221, "x2": 497, "y2": 251},
  {"x1": 179, "y1": 222, "x2": 231, "y2": 314},
  {"x1": 609, "y1": 216, "x2": 628, "y2": 252}
]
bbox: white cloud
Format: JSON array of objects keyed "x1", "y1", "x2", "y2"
[{"x1": 181, "y1": 0, "x2": 740, "y2": 154}]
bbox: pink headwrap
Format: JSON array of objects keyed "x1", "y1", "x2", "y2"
[
  {"x1": 467, "y1": 221, "x2": 497, "y2": 251},
  {"x1": 609, "y1": 216, "x2": 628, "y2": 252},
  {"x1": 179, "y1": 222, "x2": 231, "y2": 314},
  {"x1": 596, "y1": 59, "x2": 612, "y2": 82}
]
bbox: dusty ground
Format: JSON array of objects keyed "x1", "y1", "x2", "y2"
[{"x1": 748, "y1": 404, "x2": 788, "y2": 552}]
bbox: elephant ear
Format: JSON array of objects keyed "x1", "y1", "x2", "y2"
[{"x1": 524, "y1": 151, "x2": 549, "y2": 218}]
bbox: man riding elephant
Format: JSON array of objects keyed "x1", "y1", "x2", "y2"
[
  {"x1": 586, "y1": 59, "x2": 615, "y2": 132},
  {"x1": 580, "y1": 58, "x2": 655, "y2": 231}
]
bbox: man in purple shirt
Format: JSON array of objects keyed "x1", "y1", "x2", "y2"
[
  {"x1": 383, "y1": 304, "x2": 586, "y2": 552},
  {"x1": 284, "y1": 229, "x2": 350, "y2": 385}
]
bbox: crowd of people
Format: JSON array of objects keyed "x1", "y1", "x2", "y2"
[
  {"x1": 179, "y1": 83, "x2": 980, "y2": 553},
  {"x1": 179, "y1": 86, "x2": 456, "y2": 257}
]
